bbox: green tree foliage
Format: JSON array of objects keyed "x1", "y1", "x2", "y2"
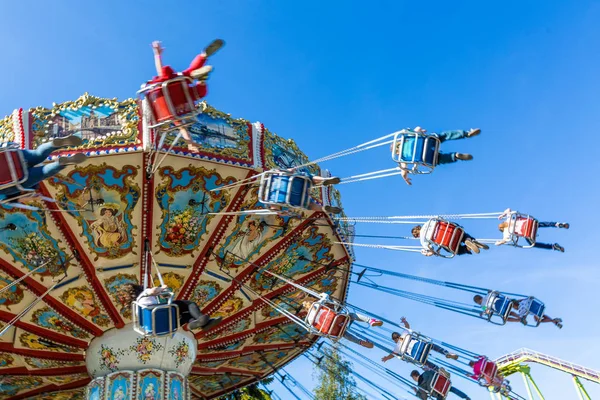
[
  {"x1": 218, "y1": 379, "x2": 274, "y2": 400},
  {"x1": 313, "y1": 345, "x2": 367, "y2": 400}
]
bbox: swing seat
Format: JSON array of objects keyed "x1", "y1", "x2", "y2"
[
  {"x1": 484, "y1": 291, "x2": 513, "y2": 325},
  {"x1": 132, "y1": 300, "x2": 180, "y2": 337},
  {"x1": 140, "y1": 76, "x2": 202, "y2": 128},
  {"x1": 391, "y1": 130, "x2": 440, "y2": 174},
  {"x1": 431, "y1": 371, "x2": 452, "y2": 398},
  {"x1": 509, "y1": 213, "x2": 539, "y2": 247},
  {"x1": 521, "y1": 297, "x2": 546, "y2": 327},
  {"x1": 308, "y1": 303, "x2": 350, "y2": 338},
  {"x1": 399, "y1": 332, "x2": 432, "y2": 365},
  {"x1": 0, "y1": 150, "x2": 29, "y2": 191},
  {"x1": 423, "y1": 219, "x2": 465, "y2": 258},
  {"x1": 480, "y1": 358, "x2": 499, "y2": 383},
  {"x1": 258, "y1": 170, "x2": 313, "y2": 210},
  {"x1": 408, "y1": 340, "x2": 432, "y2": 364}
]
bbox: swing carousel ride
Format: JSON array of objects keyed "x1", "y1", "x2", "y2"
[
  {"x1": 0, "y1": 39, "x2": 596, "y2": 400},
  {"x1": 0, "y1": 94, "x2": 354, "y2": 399}
]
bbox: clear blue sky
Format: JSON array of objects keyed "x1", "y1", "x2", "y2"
[{"x1": 1, "y1": 1, "x2": 599, "y2": 398}]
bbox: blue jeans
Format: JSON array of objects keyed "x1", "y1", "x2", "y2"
[
  {"x1": 526, "y1": 239, "x2": 554, "y2": 250},
  {"x1": 437, "y1": 130, "x2": 469, "y2": 165},
  {"x1": 0, "y1": 142, "x2": 65, "y2": 196},
  {"x1": 449, "y1": 387, "x2": 470, "y2": 399}
]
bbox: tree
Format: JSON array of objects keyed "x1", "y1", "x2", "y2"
[
  {"x1": 313, "y1": 345, "x2": 367, "y2": 400},
  {"x1": 218, "y1": 378, "x2": 274, "y2": 400}
]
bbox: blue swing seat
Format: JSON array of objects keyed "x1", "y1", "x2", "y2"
[
  {"x1": 408, "y1": 340, "x2": 432, "y2": 364},
  {"x1": 132, "y1": 293, "x2": 180, "y2": 337},
  {"x1": 483, "y1": 291, "x2": 514, "y2": 325},
  {"x1": 521, "y1": 297, "x2": 546, "y2": 327},
  {"x1": 258, "y1": 170, "x2": 313, "y2": 210},
  {"x1": 399, "y1": 332, "x2": 432, "y2": 366},
  {"x1": 391, "y1": 130, "x2": 440, "y2": 174}
]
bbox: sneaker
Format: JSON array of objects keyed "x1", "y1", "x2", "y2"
[
  {"x1": 204, "y1": 39, "x2": 225, "y2": 57},
  {"x1": 58, "y1": 153, "x2": 88, "y2": 166},
  {"x1": 553, "y1": 243, "x2": 565, "y2": 252},
  {"x1": 555, "y1": 322, "x2": 563, "y2": 329},
  {"x1": 446, "y1": 353, "x2": 459, "y2": 360},
  {"x1": 455, "y1": 153, "x2": 473, "y2": 161},
  {"x1": 359, "y1": 340, "x2": 374, "y2": 349},
  {"x1": 467, "y1": 128, "x2": 481, "y2": 138},
  {"x1": 324, "y1": 206, "x2": 342, "y2": 214},
  {"x1": 187, "y1": 319, "x2": 204, "y2": 330},
  {"x1": 368, "y1": 318, "x2": 383, "y2": 327},
  {"x1": 465, "y1": 239, "x2": 480, "y2": 254},
  {"x1": 559, "y1": 223, "x2": 570, "y2": 229},
  {"x1": 190, "y1": 65, "x2": 213, "y2": 80},
  {"x1": 53, "y1": 135, "x2": 83, "y2": 148},
  {"x1": 474, "y1": 241, "x2": 489, "y2": 250},
  {"x1": 201, "y1": 317, "x2": 222, "y2": 331},
  {"x1": 520, "y1": 316, "x2": 528, "y2": 325},
  {"x1": 321, "y1": 177, "x2": 341, "y2": 186}
]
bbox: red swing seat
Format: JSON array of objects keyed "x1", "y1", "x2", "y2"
[
  {"x1": 424, "y1": 219, "x2": 465, "y2": 257},
  {"x1": 480, "y1": 358, "x2": 499, "y2": 382},
  {"x1": 0, "y1": 150, "x2": 28, "y2": 191},
  {"x1": 142, "y1": 76, "x2": 203, "y2": 128},
  {"x1": 431, "y1": 371, "x2": 452, "y2": 398},
  {"x1": 309, "y1": 303, "x2": 350, "y2": 338}
]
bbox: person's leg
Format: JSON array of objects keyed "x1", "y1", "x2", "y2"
[
  {"x1": 432, "y1": 344, "x2": 458, "y2": 359},
  {"x1": 533, "y1": 242, "x2": 555, "y2": 250},
  {"x1": 21, "y1": 143, "x2": 59, "y2": 167},
  {"x1": 449, "y1": 386, "x2": 471, "y2": 399},
  {"x1": 437, "y1": 152, "x2": 458, "y2": 165},
  {"x1": 349, "y1": 312, "x2": 370, "y2": 323},
  {"x1": 343, "y1": 331, "x2": 373, "y2": 348},
  {"x1": 437, "y1": 130, "x2": 469, "y2": 143},
  {"x1": 456, "y1": 244, "x2": 471, "y2": 255},
  {"x1": 172, "y1": 300, "x2": 193, "y2": 325},
  {"x1": 21, "y1": 162, "x2": 65, "y2": 189},
  {"x1": 534, "y1": 314, "x2": 562, "y2": 325},
  {"x1": 538, "y1": 221, "x2": 558, "y2": 228},
  {"x1": 183, "y1": 53, "x2": 207, "y2": 76},
  {"x1": 21, "y1": 137, "x2": 83, "y2": 167},
  {"x1": 180, "y1": 300, "x2": 210, "y2": 326}
]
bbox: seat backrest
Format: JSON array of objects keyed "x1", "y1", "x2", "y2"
[
  {"x1": 266, "y1": 175, "x2": 291, "y2": 204},
  {"x1": 431, "y1": 221, "x2": 463, "y2": 253},
  {"x1": 481, "y1": 359, "x2": 498, "y2": 380},
  {"x1": 0, "y1": 151, "x2": 27, "y2": 187},
  {"x1": 137, "y1": 303, "x2": 179, "y2": 336},
  {"x1": 312, "y1": 305, "x2": 348, "y2": 337},
  {"x1": 431, "y1": 373, "x2": 452, "y2": 397},
  {"x1": 527, "y1": 298, "x2": 545, "y2": 318},
  {"x1": 146, "y1": 78, "x2": 196, "y2": 122}
]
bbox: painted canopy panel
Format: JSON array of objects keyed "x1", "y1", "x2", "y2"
[{"x1": 0, "y1": 94, "x2": 352, "y2": 399}]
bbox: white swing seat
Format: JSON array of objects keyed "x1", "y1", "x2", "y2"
[
  {"x1": 391, "y1": 130, "x2": 440, "y2": 174},
  {"x1": 306, "y1": 301, "x2": 350, "y2": 340},
  {"x1": 258, "y1": 170, "x2": 313, "y2": 210},
  {"x1": 138, "y1": 76, "x2": 203, "y2": 131},
  {"x1": 132, "y1": 291, "x2": 180, "y2": 337},
  {"x1": 422, "y1": 218, "x2": 465, "y2": 258}
]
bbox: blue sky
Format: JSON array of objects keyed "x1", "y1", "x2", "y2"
[{"x1": 1, "y1": 1, "x2": 599, "y2": 398}]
